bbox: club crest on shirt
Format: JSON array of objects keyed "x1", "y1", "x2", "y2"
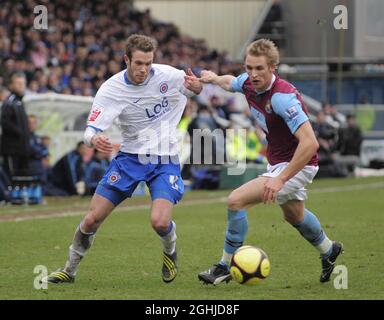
[
  {"x1": 88, "y1": 106, "x2": 103, "y2": 122},
  {"x1": 285, "y1": 106, "x2": 299, "y2": 119},
  {"x1": 265, "y1": 101, "x2": 272, "y2": 114},
  {"x1": 159, "y1": 82, "x2": 168, "y2": 94},
  {"x1": 108, "y1": 171, "x2": 121, "y2": 185}
]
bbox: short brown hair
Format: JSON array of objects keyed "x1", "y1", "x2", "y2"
[
  {"x1": 8, "y1": 71, "x2": 26, "y2": 86},
  {"x1": 125, "y1": 34, "x2": 157, "y2": 60},
  {"x1": 245, "y1": 39, "x2": 280, "y2": 66}
]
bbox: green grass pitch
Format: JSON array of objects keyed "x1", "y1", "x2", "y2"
[{"x1": 0, "y1": 176, "x2": 383, "y2": 300}]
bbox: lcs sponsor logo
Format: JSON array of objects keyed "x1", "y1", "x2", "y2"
[{"x1": 146, "y1": 97, "x2": 170, "y2": 119}]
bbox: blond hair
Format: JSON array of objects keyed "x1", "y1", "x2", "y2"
[
  {"x1": 245, "y1": 39, "x2": 280, "y2": 66},
  {"x1": 125, "y1": 34, "x2": 158, "y2": 60}
]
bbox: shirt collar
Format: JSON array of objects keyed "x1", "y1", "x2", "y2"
[{"x1": 124, "y1": 68, "x2": 155, "y2": 86}]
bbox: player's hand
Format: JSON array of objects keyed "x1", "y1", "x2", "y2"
[
  {"x1": 183, "y1": 68, "x2": 203, "y2": 94},
  {"x1": 91, "y1": 134, "x2": 113, "y2": 154},
  {"x1": 262, "y1": 177, "x2": 284, "y2": 204},
  {"x1": 199, "y1": 70, "x2": 218, "y2": 84}
]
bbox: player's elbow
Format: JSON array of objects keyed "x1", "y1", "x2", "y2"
[
  {"x1": 301, "y1": 136, "x2": 319, "y2": 156},
  {"x1": 306, "y1": 138, "x2": 319, "y2": 158}
]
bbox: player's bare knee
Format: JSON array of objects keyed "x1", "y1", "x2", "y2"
[
  {"x1": 283, "y1": 211, "x2": 303, "y2": 225},
  {"x1": 227, "y1": 191, "x2": 245, "y2": 211},
  {"x1": 283, "y1": 214, "x2": 294, "y2": 225},
  {"x1": 280, "y1": 201, "x2": 304, "y2": 225},
  {"x1": 150, "y1": 216, "x2": 168, "y2": 232},
  {"x1": 82, "y1": 214, "x2": 101, "y2": 232}
]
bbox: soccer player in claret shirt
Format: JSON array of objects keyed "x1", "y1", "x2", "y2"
[
  {"x1": 42, "y1": 34, "x2": 202, "y2": 284},
  {"x1": 192, "y1": 39, "x2": 343, "y2": 285}
]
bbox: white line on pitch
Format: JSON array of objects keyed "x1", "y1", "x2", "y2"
[{"x1": 1, "y1": 181, "x2": 383, "y2": 223}]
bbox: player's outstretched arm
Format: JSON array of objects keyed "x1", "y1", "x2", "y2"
[{"x1": 198, "y1": 70, "x2": 236, "y2": 92}]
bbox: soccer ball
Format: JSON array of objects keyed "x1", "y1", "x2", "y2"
[{"x1": 230, "y1": 245, "x2": 271, "y2": 285}]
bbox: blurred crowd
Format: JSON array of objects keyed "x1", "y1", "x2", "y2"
[
  {"x1": 178, "y1": 98, "x2": 363, "y2": 186},
  {"x1": 0, "y1": 1, "x2": 364, "y2": 203},
  {"x1": 0, "y1": 0, "x2": 263, "y2": 198},
  {"x1": 311, "y1": 102, "x2": 363, "y2": 178},
  {"x1": 0, "y1": 0, "x2": 242, "y2": 97},
  {"x1": 0, "y1": 69, "x2": 111, "y2": 204}
]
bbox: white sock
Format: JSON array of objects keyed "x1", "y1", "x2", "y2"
[
  {"x1": 64, "y1": 246, "x2": 84, "y2": 276},
  {"x1": 220, "y1": 250, "x2": 233, "y2": 267},
  {"x1": 317, "y1": 238, "x2": 333, "y2": 257},
  {"x1": 159, "y1": 221, "x2": 177, "y2": 255},
  {"x1": 63, "y1": 225, "x2": 95, "y2": 276}
]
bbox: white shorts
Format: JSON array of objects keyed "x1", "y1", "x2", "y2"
[{"x1": 261, "y1": 162, "x2": 319, "y2": 205}]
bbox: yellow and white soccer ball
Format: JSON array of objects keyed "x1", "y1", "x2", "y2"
[{"x1": 230, "y1": 245, "x2": 271, "y2": 285}]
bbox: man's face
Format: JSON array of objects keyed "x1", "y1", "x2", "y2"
[
  {"x1": 28, "y1": 116, "x2": 38, "y2": 132},
  {"x1": 125, "y1": 50, "x2": 154, "y2": 84},
  {"x1": 244, "y1": 55, "x2": 275, "y2": 92},
  {"x1": 10, "y1": 76, "x2": 26, "y2": 96}
]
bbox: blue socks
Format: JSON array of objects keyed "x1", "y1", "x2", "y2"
[
  {"x1": 219, "y1": 207, "x2": 332, "y2": 269},
  {"x1": 220, "y1": 209, "x2": 248, "y2": 268},
  {"x1": 293, "y1": 209, "x2": 333, "y2": 258}
]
